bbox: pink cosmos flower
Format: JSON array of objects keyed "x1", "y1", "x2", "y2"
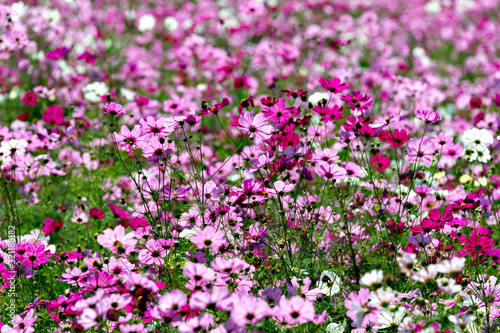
[
  {"x1": 138, "y1": 239, "x2": 166, "y2": 265},
  {"x1": 97, "y1": 225, "x2": 137, "y2": 254},
  {"x1": 415, "y1": 185, "x2": 432, "y2": 197},
  {"x1": 60, "y1": 267, "x2": 88, "y2": 286},
  {"x1": 230, "y1": 293, "x2": 270, "y2": 326},
  {"x1": 190, "y1": 226, "x2": 226, "y2": 251},
  {"x1": 440, "y1": 142, "x2": 464, "y2": 168},
  {"x1": 342, "y1": 161, "x2": 364, "y2": 177},
  {"x1": 0, "y1": 263, "x2": 15, "y2": 279},
  {"x1": 140, "y1": 136, "x2": 175, "y2": 162},
  {"x1": 410, "y1": 217, "x2": 440, "y2": 235},
  {"x1": 104, "y1": 102, "x2": 126, "y2": 116},
  {"x1": 432, "y1": 132, "x2": 453, "y2": 146},
  {"x1": 177, "y1": 313, "x2": 213, "y2": 333},
  {"x1": 114, "y1": 125, "x2": 145, "y2": 153},
  {"x1": 102, "y1": 256, "x2": 135, "y2": 276},
  {"x1": 345, "y1": 288, "x2": 380, "y2": 328},
  {"x1": 79, "y1": 301, "x2": 109, "y2": 329},
  {"x1": 183, "y1": 263, "x2": 216, "y2": 283},
  {"x1": 312, "y1": 148, "x2": 339, "y2": 164},
  {"x1": 405, "y1": 137, "x2": 436, "y2": 166},
  {"x1": 237, "y1": 112, "x2": 273, "y2": 140},
  {"x1": 341, "y1": 91, "x2": 373, "y2": 112},
  {"x1": 427, "y1": 208, "x2": 453, "y2": 228},
  {"x1": 119, "y1": 323, "x2": 147, "y2": 333},
  {"x1": 71, "y1": 212, "x2": 88, "y2": 224},
  {"x1": 139, "y1": 116, "x2": 175, "y2": 137},
  {"x1": 267, "y1": 180, "x2": 295, "y2": 196},
  {"x1": 314, "y1": 161, "x2": 347, "y2": 181},
  {"x1": 159, "y1": 289, "x2": 188, "y2": 311},
  {"x1": 414, "y1": 108, "x2": 442, "y2": 123},
  {"x1": 274, "y1": 296, "x2": 315, "y2": 325},
  {"x1": 286, "y1": 277, "x2": 322, "y2": 302},
  {"x1": 11, "y1": 309, "x2": 37, "y2": 333},
  {"x1": 261, "y1": 98, "x2": 297, "y2": 123}
]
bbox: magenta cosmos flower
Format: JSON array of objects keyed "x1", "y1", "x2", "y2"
[
  {"x1": 41, "y1": 218, "x2": 63, "y2": 234},
  {"x1": 22, "y1": 244, "x2": 50, "y2": 268},
  {"x1": 190, "y1": 226, "x2": 226, "y2": 251},
  {"x1": 370, "y1": 154, "x2": 390, "y2": 172},
  {"x1": 42, "y1": 105, "x2": 65, "y2": 126},
  {"x1": 405, "y1": 137, "x2": 436, "y2": 166},
  {"x1": 237, "y1": 111, "x2": 273, "y2": 140},
  {"x1": 21, "y1": 91, "x2": 37, "y2": 106},
  {"x1": 319, "y1": 77, "x2": 349, "y2": 94},
  {"x1": 97, "y1": 225, "x2": 137, "y2": 254},
  {"x1": 464, "y1": 231, "x2": 493, "y2": 257}
]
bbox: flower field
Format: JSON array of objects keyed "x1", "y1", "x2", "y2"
[{"x1": 1, "y1": 0, "x2": 500, "y2": 332}]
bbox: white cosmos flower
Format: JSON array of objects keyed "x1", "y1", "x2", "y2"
[
  {"x1": 462, "y1": 128, "x2": 494, "y2": 150},
  {"x1": 368, "y1": 288, "x2": 395, "y2": 308},
  {"x1": 468, "y1": 144, "x2": 491, "y2": 163},
  {"x1": 1, "y1": 138, "x2": 28, "y2": 157},
  {"x1": 308, "y1": 92, "x2": 329, "y2": 106},
  {"x1": 396, "y1": 252, "x2": 417, "y2": 276},
  {"x1": 448, "y1": 314, "x2": 477, "y2": 331},
  {"x1": 437, "y1": 277, "x2": 462, "y2": 295},
  {"x1": 164, "y1": 17, "x2": 179, "y2": 31},
  {"x1": 317, "y1": 271, "x2": 341, "y2": 296},
  {"x1": 436, "y1": 257, "x2": 465, "y2": 275},
  {"x1": 377, "y1": 306, "x2": 406, "y2": 329},
  {"x1": 325, "y1": 320, "x2": 346, "y2": 333},
  {"x1": 82, "y1": 82, "x2": 108, "y2": 103},
  {"x1": 138, "y1": 14, "x2": 156, "y2": 32},
  {"x1": 360, "y1": 269, "x2": 384, "y2": 288}
]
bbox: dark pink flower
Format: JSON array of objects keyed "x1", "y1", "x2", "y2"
[
  {"x1": 370, "y1": 154, "x2": 390, "y2": 172},
  {"x1": 41, "y1": 218, "x2": 63, "y2": 235},
  {"x1": 21, "y1": 92, "x2": 37, "y2": 106},
  {"x1": 319, "y1": 77, "x2": 349, "y2": 94},
  {"x1": 42, "y1": 105, "x2": 65, "y2": 126},
  {"x1": 89, "y1": 208, "x2": 105, "y2": 220},
  {"x1": 22, "y1": 244, "x2": 50, "y2": 268},
  {"x1": 108, "y1": 202, "x2": 130, "y2": 219}
]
